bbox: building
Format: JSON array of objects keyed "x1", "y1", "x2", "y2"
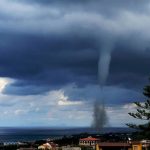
[
  {"x1": 132, "y1": 140, "x2": 150, "y2": 150},
  {"x1": 38, "y1": 143, "x2": 52, "y2": 150},
  {"x1": 96, "y1": 140, "x2": 150, "y2": 150},
  {"x1": 98, "y1": 142, "x2": 131, "y2": 150},
  {"x1": 79, "y1": 136, "x2": 100, "y2": 147},
  {"x1": 62, "y1": 146, "x2": 81, "y2": 150},
  {"x1": 38, "y1": 141, "x2": 58, "y2": 150}
]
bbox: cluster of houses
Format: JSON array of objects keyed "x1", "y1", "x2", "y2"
[
  {"x1": 17, "y1": 136, "x2": 150, "y2": 150},
  {"x1": 79, "y1": 136, "x2": 150, "y2": 150}
]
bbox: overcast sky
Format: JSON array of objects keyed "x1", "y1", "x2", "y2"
[{"x1": 0, "y1": 0, "x2": 150, "y2": 127}]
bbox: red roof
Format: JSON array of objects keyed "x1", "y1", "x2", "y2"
[{"x1": 80, "y1": 137, "x2": 100, "y2": 141}]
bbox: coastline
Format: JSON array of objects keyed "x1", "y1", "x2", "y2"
[{"x1": 0, "y1": 127, "x2": 135, "y2": 143}]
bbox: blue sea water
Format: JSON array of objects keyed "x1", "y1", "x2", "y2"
[{"x1": 0, "y1": 127, "x2": 134, "y2": 142}]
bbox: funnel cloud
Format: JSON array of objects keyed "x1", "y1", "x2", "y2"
[
  {"x1": 92, "y1": 43, "x2": 114, "y2": 130},
  {"x1": 98, "y1": 47, "x2": 113, "y2": 86}
]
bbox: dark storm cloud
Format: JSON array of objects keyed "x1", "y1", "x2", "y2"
[
  {"x1": 0, "y1": 32, "x2": 98, "y2": 94},
  {"x1": 0, "y1": 0, "x2": 150, "y2": 95},
  {"x1": 109, "y1": 49, "x2": 150, "y2": 88}
]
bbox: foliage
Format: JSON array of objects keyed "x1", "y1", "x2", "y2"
[{"x1": 126, "y1": 80, "x2": 150, "y2": 139}]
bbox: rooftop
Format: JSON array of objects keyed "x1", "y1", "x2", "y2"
[
  {"x1": 80, "y1": 136, "x2": 100, "y2": 141},
  {"x1": 98, "y1": 142, "x2": 131, "y2": 147}
]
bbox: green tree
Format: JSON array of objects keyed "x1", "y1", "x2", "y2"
[{"x1": 127, "y1": 81, "x2": 150, "y2": 139}]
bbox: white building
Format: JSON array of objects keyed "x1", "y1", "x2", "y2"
[
  {"x1": 62, "y1": 146, "x2": 81, "y2": 150},
  {"x1": 79, "y1": 136, "x2": 100, "y2": 147}
]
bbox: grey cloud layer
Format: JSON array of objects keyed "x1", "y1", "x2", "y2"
[{"x1": 0, "y1": 0, "x2": 150, "y2": 95}]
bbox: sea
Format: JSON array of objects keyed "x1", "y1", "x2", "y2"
[{"x1": 0, "y1": 127, "x2": 134, "y2": 143}]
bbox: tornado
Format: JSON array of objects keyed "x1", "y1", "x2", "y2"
[{"x1": 92, "y1": 44, "x2": 113, "y2": 131}]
